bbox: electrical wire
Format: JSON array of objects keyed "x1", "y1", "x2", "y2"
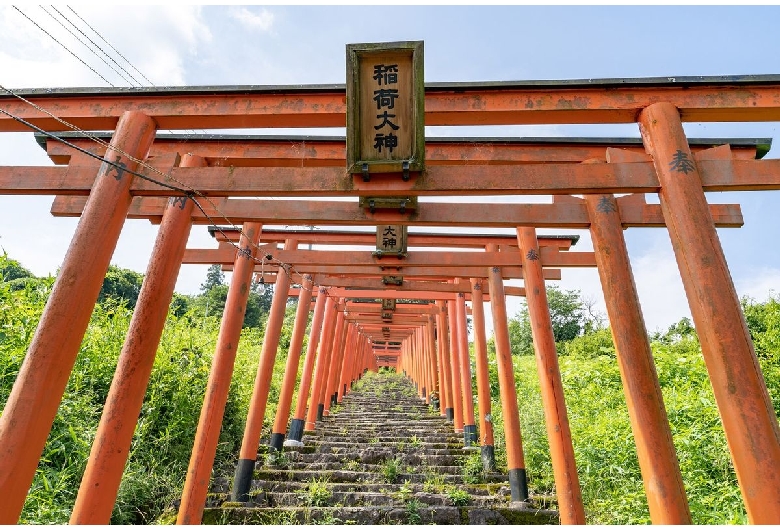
[
  {"x1": 0, "y1": 92, "x2": 323, "y2": 293},
  {"x1": 13, "y1": 6, "x2": 115, "y2": 87},
  {"x1": 44, "y1": 6, "x2": 140, "y2": 87}
]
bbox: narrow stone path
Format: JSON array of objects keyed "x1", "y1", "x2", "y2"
[{"x1": 203, "y1": 371, "x2": 558, "y2": 524}]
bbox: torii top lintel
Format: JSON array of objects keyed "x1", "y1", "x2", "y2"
[{"x1": 5, "y1": 74, "x2": 780, "y2": 132}]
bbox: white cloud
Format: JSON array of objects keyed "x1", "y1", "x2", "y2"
[
  {"x1": 0, "y1": 6, "x2": 211, "y2": 88},
  {"x1": 735, "y1": 267, "x2": 780, "y2": 302},
  {"x1": 228, "y1": 7, "x2": 274, "y2": 33}
]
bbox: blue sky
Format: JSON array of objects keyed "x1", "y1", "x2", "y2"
[{"x1": 0, "y1": 5, "x2": 778, "y2": 336}]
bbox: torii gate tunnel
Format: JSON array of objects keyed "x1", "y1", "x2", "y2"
[{"x1": 1, "y1": 39, "x2": 780, "y2": 525}]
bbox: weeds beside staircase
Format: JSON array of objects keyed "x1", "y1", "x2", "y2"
[{"x1": 202, "y1": 371, "x2": 559, "y2": 524}]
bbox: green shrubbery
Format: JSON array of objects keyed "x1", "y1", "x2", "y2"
[
  {"x1": 0, "y1": 254, "x2": 295, "y2": 524},
  {"x1": 485, "y1": 292, "x2": 780, "y2": 524}
]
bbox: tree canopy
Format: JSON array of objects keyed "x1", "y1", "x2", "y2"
[{"x1": 507, "y1": 285, "x2": 600, "y2": 355}]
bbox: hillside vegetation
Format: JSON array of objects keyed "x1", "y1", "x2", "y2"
[{"x1": 1, "y1": 254, "x2": 778, "y2": 523}]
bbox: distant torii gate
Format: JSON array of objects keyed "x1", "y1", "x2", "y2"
[{"x1": 0, "y1": 67, "x2": 779, "y2": 527}]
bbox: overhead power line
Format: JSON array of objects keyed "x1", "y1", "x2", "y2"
[
  {"x1": 67, "y1": 6, "x2": 156, "y2": 87},
  {"x1": 48, "y1": 6, "x2": 144, "y2": 86},
  {"x1": 40, "y1": 6, "x2": 135, "y2": 87},
  {"x1": 12, "y1": 6, "x2": 115, "y2": 87}
]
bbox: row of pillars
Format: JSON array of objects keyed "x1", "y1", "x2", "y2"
[{"x1": 0, "y1": 102, "x2": 779, "y2": 525}]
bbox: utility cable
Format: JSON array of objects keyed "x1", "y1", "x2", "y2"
[
  {"x1": 44, "y1": 6, "x2": 140, "y2": 87},
  {"x1": 0, "y1": 98, "x2": 317, "y2": 291},
  {"x1": 13, "y1": 6, "x2": 115, "y2": 87},
  {"x1": 67, "y1": 6, "x2": 156, "y2": 87}
]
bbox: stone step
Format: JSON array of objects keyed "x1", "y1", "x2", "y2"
[
  {"x1": 248, "y1": 479, "x2": 515, "y2": 498},
  {"x1": 292, "y1": 452, "x2": 462, "y2": 466},
  {"x1": 202, "y1": 505, "x2": 559, "y2": 525},
  {"x1": 203, "y1": 372, "x2": 560, "y2": 525},
  {"x1": 252, "y1": 468, "x2": 509, "y2": 485}
]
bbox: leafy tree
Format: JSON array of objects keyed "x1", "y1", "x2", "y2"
[
  {"x1": 99, "y1": 265, "x2": 144, "y2": 308},
  {"x1": 507, "y1": 285, "x2": 596, "y2": 355},
  {"x1": 200, "y1": 264, "x2": 225, "y2": 293},
  {"x1": 0, "y1": 252, "x2": 33, "y2": 282}
]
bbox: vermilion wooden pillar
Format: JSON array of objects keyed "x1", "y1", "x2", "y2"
[
  {"x1": 436, "y1": 301, "x2": 454, "y2": 421},
  {"x1": 470, "y1": 278, "x2": 496, "y2": 471},
  {"x1": 447, "y1": 301, "x2": 464, "y2": 433},
  {"x1": 486, "y1": 254, "x2": 529, "y2": 503},
  {"x1": 176, "y1": 222, "x2": 262, "y2": 524},
  {"x1": 0, "y1": 111, "x2": 156, "y2": 523},
  {"x1": 232, "y1": 239, "x2": 296, "y2": 503},
  {"x1": 639, "y1": 102, "x2": 780, "y2": 523},
  {"x1": 585, "y1": 192, "x2": 691, "y2": 524},
  {"x1": 285, "y1": 287, "x2": 328, "y2": 447},
  {"x1": 269, "y1": 275, "x2": 315, "y2": 451},
  {"x1": 456, "y1": 291, "x2": 477, "y2": 445},
  {"x1": 305, "y1": 297, "x2": 338, "y2": 430},
  {"x1": 71, "y1": 154, "x2": 204, "y2": 524},
  {"x1": 518, "y1": 227, "x2": 585, "y2": 524},
  {"x1": 426, "y1": 318, "x2": 440, "y2": 407},
  {"x1": 337, "y1": 325, "x2": 357, "y2": 402},
  {"x1": 323, "y1": 303, "x2": 346, "y2": 415}
]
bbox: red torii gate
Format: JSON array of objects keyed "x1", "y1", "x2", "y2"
[{"x1": 0, "y1": 71, "x2": 779, "y2": 526}]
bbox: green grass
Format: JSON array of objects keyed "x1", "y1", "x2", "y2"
[
  {"x1": 380, "y1": 456, "x2": 401, "y2": 483},
  {"x1": 295, "y1": 476, "x2": 332, "y2": 507},
  {"x1": 0, "y1": 259, "x2": 300, "y2": 524}
]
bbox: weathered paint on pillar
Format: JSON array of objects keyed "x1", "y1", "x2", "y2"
[
  {"x1": 232, "y1": 239, "x2": 297, "y2": 502},
  {"x1": 176, "y1": 222, "x2": 262, "y2": 524},
  {"x1": 455, "y1": 290, "x2": 477, "y2": 445},
  {"x1": 306, "y1": 297, "x2": 338, "y2": 430},
  {"x1": 426, "y1": 318, "x2": 440, "y2": 409},
  {"x1": 269, "y1": 275, "x2": 315, "y2": 451},
  {"x1": 71, "y1": 154, "x2": 203, "y2": 524},
  {"x1": 436, "y1": 301, "x2": 454, "y2": 421},
  {"x1": 470, "y1": 278, "x2": 496, "y2": 472},
  {"x1": 337, "y1": 326, "x2": 357, "y2": 402},
  {"x1": 486, "y1": 255, "x2": 528, "y2": 503},
  {"x1": 324, "y1": 306, "x2": 348, "y2": 413},
  {"x1": 0, "y1": 111, "x2": 156, "y2": 523},
  {"x1": 585, "y1": 191, "x2": 691, "y2": 524},
  {"x1": 286, "y1": 287, "x2": 328, "y2": 446},
  {"x1": 447, "y1": 301, "x2": 464, "y2": 433},
  {"x1": 639, "y1": 102, "x2": 780, "y2": 523},
  {"x1": 518, "y1": 227, "x2": 585, "y2": 524}
]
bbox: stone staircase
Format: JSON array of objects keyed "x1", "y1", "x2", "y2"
[{"x1": 202, "y1": 371, "x2": 559, "y2": 524}]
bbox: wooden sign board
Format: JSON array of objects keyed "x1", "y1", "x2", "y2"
[
  {"x1": 346, "y1": 41, "x2": 424, "y2": 175},
  {"x1": 376, "y1": 224, "x2": 408, "y2": 255}
]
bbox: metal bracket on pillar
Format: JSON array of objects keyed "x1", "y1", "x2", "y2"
[
  {"x1": 362, "y1": 163, "x2": 370, "y2": 182},
  {"x1": 382, "y1": 275, "x2": 403, "y2": 286},
  {"x1": 402, "y1": 160, "x2": 410, "y2": 182}
]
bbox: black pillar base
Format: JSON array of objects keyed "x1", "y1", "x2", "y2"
[
  {"x1": 481, "y1": 445, "x2": 496, "y2": 472},
  {"x1": 231, "y1": 458, "x2": 255, "y2": 502},
  {"x1": 343, "y1": 383, "x2": 347, "y2": 396},
  {"x1": 463, "y1": 424, "x2": 477, "y2": 446},
  {"x1": 269, "y1": 432, "x2": 285, "y2": 452},
  {"x1": 331, "y1": 392, "x2": 338, "y2": 406},
  {"x1": 508, "y1": 468, "x2": 529, "y2": 502},
  {"x1": 316, "y1": 403, "x2": 324, "y2": 421},
  {"x1": 287, "y1": 418, "x2": 305, "y2": 442},
  {"x1": 446, "y1": 408, "x2": 454, "y2": 423},
  {"x1": 430, "y1": 397, "x2": 439, "y2": 410}
]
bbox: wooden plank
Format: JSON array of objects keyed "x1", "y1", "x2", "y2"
[
  {"x1": 4, "y1": 158, "x2": 778, "y2": 196},
  {"x1": 42, "y1": 135, "x2": 762, "y2": 166},
  {"x1": 49, "y1": 195, "x2": 744, "y2": 228},
  {"x1": 181, "y1": 247, "x2": 595, "y2": 267},
  {"x1": 5, "y1": 78, "x2": 780, "y2": 131}
]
